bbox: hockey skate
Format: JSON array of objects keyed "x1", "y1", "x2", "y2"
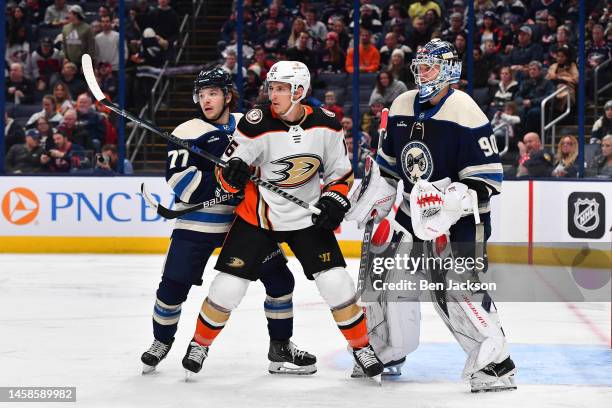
[
  {"x1": 141, "y1": 338, "x2": 174, "y2": 374},
  {"x1": 351, "y1": 357, "x2": 405, "y2": 378},
  {"x1": 470, "y1": 357, "x2": 517, "y2": 393},
  {"x1": 268, "y1": 340, "x2": 317, "y2": 375},
  {"x1": 352, "y1": 344, "x2": 384, "y2": 385},
  {"x1": 181, "y1": 340, "x2": 209, "y2": 380}
]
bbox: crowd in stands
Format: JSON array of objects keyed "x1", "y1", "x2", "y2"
[
  {"x1": 4, "y1": 0, "x2": 612, "y2": 179},
  {"x1": 4, "y1": 0, "x2": 181, "y2": 174}
]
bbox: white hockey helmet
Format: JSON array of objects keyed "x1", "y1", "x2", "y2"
[{"x1": 266, "y1": 61, "x2": 310, "y2": 116}]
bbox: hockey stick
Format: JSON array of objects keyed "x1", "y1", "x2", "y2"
[
  {"x1": 81, "y1": 54, "x2": 321, "y2": 216},
  {"x1": 140, "y1": 182, "x2": 235, "y2": 219},
  {"x1": 356, "y1": 108, "x2": 389, "y2": 295}
]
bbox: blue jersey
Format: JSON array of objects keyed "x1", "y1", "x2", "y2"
[
  {"x1": 166, "y1": 113, "x2": 242, "y2": 236},
  {"x1": 378, "y1": 89, "x2": 503, "y2": 215}
]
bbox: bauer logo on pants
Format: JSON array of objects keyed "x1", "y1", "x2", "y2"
[
  {"x1": 567, "y1": 192, "x2": 605, "y2": 239},
  {"x1": 2, "y1": 187, "x2": 40, "y2": 225}
]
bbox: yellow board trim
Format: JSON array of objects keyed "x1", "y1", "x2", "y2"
[{"x1": 0, "y1": 237, "x2": 609, "y2": 269}]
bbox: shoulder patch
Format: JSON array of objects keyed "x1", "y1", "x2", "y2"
[
  {"x1": 245, "y1": 109, "x2": 263, "y2": 124},
  {"x1": 320, "y1": 108, "x2": 335, "y2": 117},
  {"x1": 171, "y1": 118, "x2": 217, "y2": 140}
]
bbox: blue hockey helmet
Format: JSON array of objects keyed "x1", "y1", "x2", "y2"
[
  {"x1": 192, "y1": 67, "x2": 233, "y2": 104},
  {"x1": 410, "y1": 39, "x2": 462, "y2": 103}
]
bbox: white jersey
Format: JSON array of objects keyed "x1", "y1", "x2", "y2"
[{"x1": 218, "y1": 105, "x2": 353, "y2": 231}]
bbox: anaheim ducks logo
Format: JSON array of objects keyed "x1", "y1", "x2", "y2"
[
  {"x1": 226, "y1": 257, "x2": 245, "y2": 268},
  {"x1": 269, "y1": 154, "x2": 322, "y2": 188}
]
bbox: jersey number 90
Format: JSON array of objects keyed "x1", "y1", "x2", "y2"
[{"x1": 479, "y1": 135, "x2": 499, "y2": 157}]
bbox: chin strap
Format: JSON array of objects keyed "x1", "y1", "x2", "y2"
[{"x1": 279, "y1": 90, "x2": 303, "y2": 118}]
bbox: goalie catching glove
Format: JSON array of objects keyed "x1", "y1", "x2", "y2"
[
  {"x1": 311, "y1": 191, "x2": 350, "y2": 230},
  {"x1": 345, "y1": 158, "x2": 397, "y2": 229},
  {"x1": 410, "y1": 178, "x2": 475, "y2": 241}
]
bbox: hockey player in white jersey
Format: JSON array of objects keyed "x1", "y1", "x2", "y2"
[
  {"x1": 181, "y1": 61, "x2": 385, "y2": 382},
  {"x1": 140, "y1": 68, "x2": 316, "y2": 376},
  {"x1": 346, "y1": 39, "x2": 516, "y2": 392}
]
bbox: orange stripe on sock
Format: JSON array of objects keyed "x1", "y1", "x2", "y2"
[{"x1": 341, "y1": 318, "x2": 369, "y2": 349}]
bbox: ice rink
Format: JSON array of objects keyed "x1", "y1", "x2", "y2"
[{"x1": 1, "y1": 254, "x2": 610, "y2": 408}]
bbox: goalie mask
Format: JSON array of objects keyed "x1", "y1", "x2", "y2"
[
  {"x1": 265, "y1": 60, "x2": 310, "y2": 117},
  {"x1": 410, "y1": 39, "x2": 461, "y2": 103}
]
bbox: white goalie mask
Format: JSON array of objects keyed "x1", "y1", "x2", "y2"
[{"x1": 265, "y1": 60, "x2": 311, "y2": 117}]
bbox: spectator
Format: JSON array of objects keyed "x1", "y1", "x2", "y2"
[
  {"x1": 379, "y1": 32, "x2": 413, "y2": 67},
  {"x1": 361, "y1": 96, "x2": 384, "y2": 148},
  {"x1": 591, "y1": 100, "x2": 612, "y2": 143},
  {"x1": 220, "y1": 8, "x2": 258, "y2": 45},
  {"x1": 408, "y1": 0, "x2": 441, "y2": 20},
  {"x1": 342, "y1": 115, "x2": 371, "y2": 177},
  {"x1": 287, "y1": 18, "x2": 308, "y2": 49},
  {"x1": 91, "y1": 20, "x2": 103, "y2": 37},
  {"x1": 74, "y1": 93, "x2": 105, "y2": 151},
  {"x1": 243, "y1": 67, "x2": 262, "y2": 109},
  {"x1": 330, "y1": 18, "x2": 350, "y2": 51},
  {"x1": 5, "y1": 129, "x2": 45, "y2": 174},
  {"x1": 94, "y1": 144, "x2": 134, "y2": 175},
  {"x1": 546, "y1": 25, "x2": 574, "y2": 65},
  {"x1": 424, "y1": 9, "x2": 442, "y2": 33},
  {"x1": 134, "y1": 0, "x2": 152, "y2": 34},
  {"x1": 55, "y1": 62, "x2": 88, "y2": 100},
  {"x1": 287, "y1": 32, "x2": 317, "y2": 69},
  {"x1": 147, "y1": 0, "x2": 180, "y2": 48},
  {"x1": 386, "y1": 49, "x2": 414, "y2": 89},
  {"x1": 6, "y1": 18, "x2": 30, "y2": 66},
  {"x1": 305, "y1": 8, "x2": 327, "y2": 43},
  {"x1": 454, "y1": 33, "x2": 469, "y2": 88},
  {"x1": 369, "y1": 70, "x2": 407, "y2": 107},
  {"x1": 472, "y1": 48, "x2": 494, "y2": 108},
  {"x1": 322, "y1": 90, "x2": 344, "y2": 120},
  {"x1": 95, "y1": 15, "x2": 121, "y2": 72},
  {"x1": 382, "y1": 3, "x2": 408, "y2": 37},
  {"x1": 25, "y1": 95, "x2": 63, "y2": 129},
  {"x1": 345, "y1": 29, "x2": 380, "y2": 74},
  {"x1": 441, "y1": 13, "x2": 467, "y2": 44},
  {"x1": 501, "y1": 14, "x2": 523, "y2": 52},
  {"x1": 478, "y1": 11, "x2": 503, "y2": 53},
  {"x1": 219, "y1": 50, "x2": 248, "y2": 83},
  {"x1": 52, "y1": 82, "x2": 75, "y2": 114},
  {"x1": 24, "y1": 0, "x2": 44, "y2": 25},
  {"x1": 40, "y1": 132, "x2": 86, "y2": 173},
  {"x1": 44, "y1": 0, "x2": 70, "y2": 27},
  {"x1": 4, "y1": 112, "x2": 26, "y2": 152},
  {"x1": 539, "y1": 13, "x2": 560, "y2": 54},
  {"x1": 257, "y1": 18, "x2": 287, "y2": 53},
  {"x1": 321, "y1": 0, "x2": 351, "y2": 26},
  {"x1": 220, "y1": 31, "x2": 254, "y2": 62},
  {"x1": 27, "y1": 37, "x2": 63, "y2": 93},
  {"x1": 546, "y1": 47, "x2": 579, "y2": 112},
  {"x1": 62, "y1": 5, "x2": 95, "y2": 66},
  {"x1": 516, "y1": 132, "x2": 553, "y2": 177},
  {"x1": 97, "y1": 62, "x2": 118, "y2": 100},
  {"x1": 492, "y1": 101, "x2": 522, "y2": 159},
  {"x1": 318, "y1": 32, "x2": 346, "y2": 73},
  {"x1": 258, "y1": 2, "x2": 290, "y2": 34},
  {"x1": 586, "y1": 134, "x2": 612, "y2": 178},
  {"x1": 34, "y1": 117, "x2": 55, "y2": 148},
  {"x1": 505, "y1": 26, "x2": 544, "y2": 75},
  {"x1": 131, "y1": 28, "x2": 167, "y2": 111},
  {"x1": 350, "y1": 4, "x2": 383, "y2": 36},
  {"x1": 406, "y1": 16, "x2": 432, "y2": 51},
  {"x1": 5, "y1": 63, "x2": 35, "y2": 105},
  {"x1": 515, "y1": 61, "x2": 555, "y2": 133},
  {"x1": 250, "y1": 46, "x2": 271, "y2": 80},
  {"x1": 586, "y1": 24, "x2": 611, "y2": 69},
  {"x1": 56, "y1": 108, "x2": 78, "y2": 140},
  {"x1": 488, "y1": 66, "x2": 519, "y2": 115},
  {"x1": 551, "y1": 135, "x2": 579, "y2": 177}
]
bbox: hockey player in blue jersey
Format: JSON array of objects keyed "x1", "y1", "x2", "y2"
[
  {"x1": 140, "y1": 68, "x2": 316, "y2": 376},
  {"x1": 346, "y1": 39, "x2": 516, "y2": 392}
]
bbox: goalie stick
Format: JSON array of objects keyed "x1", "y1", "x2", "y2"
[
  {"x1": 356, "y1": 108, "x2": 389, "y2": 296},
  {"x1": 81, "y1": 54, "x2": 321, "y2": 216}
]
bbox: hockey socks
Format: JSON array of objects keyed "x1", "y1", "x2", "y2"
[
  {"x1": 332, "y1": 303, "x2": 369, "y2": 349},
  {"x1": 152, "y1": 297, "x2": 182, "y2": 344},
  {"x1": 194, "y1": 298, "x2": 231, "y2": 347},
  {"x1": 264, "y1": 293, "x2": 294, "y2": 341}
]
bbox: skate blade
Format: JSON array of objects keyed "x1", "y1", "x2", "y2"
[
  {"x1": 184, "y1": 369, "x2": 196, "y2": 382},
  {"x1": 268, "y1": 362, "x2": 317, "y2": 375},
  {"x1": 471, "y1": 377, "x2": 517, "y2": 393},
  {"x1": 142, "y1": 364, "x2": 156, "y2": 375},
  {"x1": 370, "y1": 374, "x2": 383, "y2": 386},
  {"x1": 382, "y1": 367, "x2": 401, "y2": 377}
]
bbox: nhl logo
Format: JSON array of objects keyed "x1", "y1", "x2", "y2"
[
  {"x1": 573, "y1": 198, "x2": 599, "y2": 233},
  {"x1": 567, "y1": 192, "x2": 605, "y2": 239}
]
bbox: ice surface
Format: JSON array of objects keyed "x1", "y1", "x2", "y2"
[{"x1": 0, "y1": 255, "x2": 610, "y2": 408}]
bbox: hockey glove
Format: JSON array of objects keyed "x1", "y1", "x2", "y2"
[
  {"x1": 219, "y1": 157, "x2": 251, "y2": 193},
  {"x1": 346, "y1": 157, "x2": 397, "y2": 229},
  {"x1": 312, "y1": 191, "x2": 350, "y2": 230}
]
